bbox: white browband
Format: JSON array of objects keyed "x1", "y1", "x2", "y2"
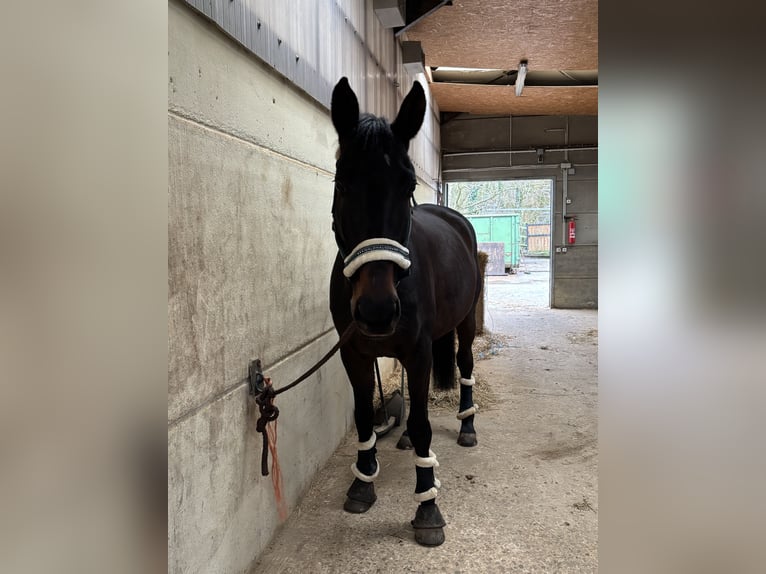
[{"x1": 342, "y1": 238, "x2": 411, "y2": 278}]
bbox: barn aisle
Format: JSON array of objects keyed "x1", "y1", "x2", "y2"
[{"x1": 250, "y1": 300, "x2": 597, "y2": 573}]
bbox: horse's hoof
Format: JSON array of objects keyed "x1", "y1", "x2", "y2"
[
  {"x1": 414, "y1": 526, "x2": 445, "y2": 546},
  {"x1": 343, "y1": 478, "x2": 376, "y2": 514},
  {"x1": 411, "y1": 503, "x2": 446, "y2": 547},
  {"x1": 344, "y1": 497, "x2": 374, "y2": 513},
  {"x1": 396, "y1": 432, "x2": 413, "y2": 450},
  {"x1": 457, "y1": 432, "x2": 477, "y2": 447}
]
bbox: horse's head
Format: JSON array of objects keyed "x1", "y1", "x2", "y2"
[{"x1": 330, "y1": 77, "x2": 426, "y2": 337}]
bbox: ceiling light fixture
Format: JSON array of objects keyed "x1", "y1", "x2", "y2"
[{"x1": 515, "y1": 60, "x2": 528, "y2": 96}]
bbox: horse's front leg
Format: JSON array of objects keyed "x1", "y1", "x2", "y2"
[
  {"x1": 340, "y1": 346, "x2": 378, "y2": 513},
  {"x1": 403, "y1": 343, "x2": 446, "y2": 547}
]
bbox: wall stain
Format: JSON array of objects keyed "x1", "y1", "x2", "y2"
[{"x1": 281, "y1": 177, "x2": 293, "y2": 205}]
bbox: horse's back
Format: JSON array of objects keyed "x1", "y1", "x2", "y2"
[
  {"x1": 410, "y1": 204, "x2": 481, "y2": 333},
  {"x1": 413, "y1": 204, "x2": 478, "y2": 264}
]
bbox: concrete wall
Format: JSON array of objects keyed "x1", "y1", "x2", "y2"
[
  {"x1": 441, "y1": 114, "x2": 598, "y2": 309},
  {"x1": 168, "y1": 4, "x2": 353, "y2": 572},
  {"x1": 551, "y1": 164, "x2": 598, "y2": 308},
  {"x1": 168, "y1": 1, "x2": 437, "y2": 572},
  {"x1": 178, "y1": 0, "x2": 442, "y2": 196}
]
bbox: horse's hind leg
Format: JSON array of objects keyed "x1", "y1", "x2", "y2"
[
  {"x1": 340, "y1": 348, "x2": 378, "y2": 513},
  {"x1": 403, "y1": 347, "x2": 446, "y2": 547},
  {"x1": 456, "y1": 309, "x2": 478, "y2": 447}
]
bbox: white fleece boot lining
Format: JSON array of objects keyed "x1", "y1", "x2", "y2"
[
  {"x1": 459, "y1": 376, "x2": 475, "y2": 386},
  {"x1": 357, "y1": 433, "x2": 376, "y2": 451},
  {"x1": 414, "y1": 449, "x2": 440, "y2": 468},
  {"x1": 351, "y1": 433, "x2": 379, "y2": 482},
  {"x1": 351, "y1": 460, "x2": 380, "y2": 483},
  {"x1": 456, "y1": 404, "x2": 479, "y2": 420},
  {"x1": 413, "y1": 449, "x2": 441, "y2": 500},
  {"x1": 413, "y1": 487, "x2": 438, "y2": 502}
]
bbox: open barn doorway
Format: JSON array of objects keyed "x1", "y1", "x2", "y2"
[{"x1": 446, "y1": 178, "x2": 553, "y2": 311}]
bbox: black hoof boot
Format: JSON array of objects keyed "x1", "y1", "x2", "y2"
[
  {"x1": 411, "y1": 502, "x2": 446, "y2": 546},
  {"x1": 343, "y1": 478, "x2": 376, "y2": 513},
  {"x1": 396, "y1": 430, "x2": 413, "y2": 450},
  {"x1": 457, "y1": 432, "x2": 477, "y2": 447}
]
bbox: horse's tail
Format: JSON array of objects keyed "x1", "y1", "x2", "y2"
[{"x1": 431, "y1": 330, "x2": 456, "y2": 390}]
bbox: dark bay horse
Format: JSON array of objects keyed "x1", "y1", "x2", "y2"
[{"x1": 329, "y1": 77, "x2": 482, "y2": 546}]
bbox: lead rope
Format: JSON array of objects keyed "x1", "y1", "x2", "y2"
[{"x1": 249, "y1": 322, "x2": 357, "y2": 476}]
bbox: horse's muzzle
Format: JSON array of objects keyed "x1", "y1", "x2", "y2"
[
  {"x1": 350, "y1": 260, "x2": 401, "y2": 337},
  {"x1": 353, "y1": 295, "x2": 401, "y2": 337}
]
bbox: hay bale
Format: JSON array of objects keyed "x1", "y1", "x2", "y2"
[{"x1": 475, "y1": 250, "x2": 488, "y2": 334}]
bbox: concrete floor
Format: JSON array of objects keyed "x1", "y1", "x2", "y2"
[
  {"x1": 251, "y1": 263, "x2": 597, "y2": 573},
  {"x1": 485, "y1": 256, "x2": 551, "y2": 312}
]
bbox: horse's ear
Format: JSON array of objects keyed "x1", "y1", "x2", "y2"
[
  {"x1": 331, "y1": 77, "x2": 359, "y2": 144},
  {"x1": 391, "y1": 81, "x2": 426, "y2": 146}
]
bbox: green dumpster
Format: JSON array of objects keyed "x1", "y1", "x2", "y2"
[{"x1": 466, "y1": 214, "x2": 521, "y2": 269}]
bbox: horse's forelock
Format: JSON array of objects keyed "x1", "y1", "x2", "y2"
[
  {"x1": 335, "y1": 114, "x2": 415, "y2": 184},
  {"x1": 355, "y1": 114, "x2": 393, "y2": 152}
]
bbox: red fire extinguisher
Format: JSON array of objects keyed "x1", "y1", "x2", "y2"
[{"x1": 567, "y1": 218, "x2": 576, "y2": 244}]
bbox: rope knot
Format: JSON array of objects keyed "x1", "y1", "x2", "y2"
[
  {"x1": 252, "y1": 378, "x2": 279, "y2": 476},
  {"x1": 255, "y1": 382, "x2": 279, "y2": 431},
  {"x1": 246, "y1": 323, "x2": 356, "y2": 477}
]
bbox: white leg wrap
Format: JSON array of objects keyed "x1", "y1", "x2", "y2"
[
  {"x1": 457, "y1": 404, "x2": 479, "y2": 420},
  {"x1": 414, "y1": 487, "x2": 438, "y2": 502},
  {"x1": 414, "y1": 449, "x2": 440, "y2": 468},
  {"x1": 351, "y1": 460, "x2": 380, "y2": 483},
  {"x1": 459, "y1": 376, "x2": 475, "y2": 386},
  {"x1": 414, "y1": 449, "x2": 441, "y2": 499},
  {"x1": 357, "y1": 433, "x2": 376, "y2": 451}
]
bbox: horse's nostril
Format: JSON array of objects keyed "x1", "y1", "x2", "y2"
[{"x1": 356, "y1": 296, "x2": 399, "y2": 330}]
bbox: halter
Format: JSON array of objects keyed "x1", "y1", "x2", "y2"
[
  {"x1": 332, "y1": 197, "x2": 414, "y2": 279},
  {"x1": 341, "y1": 237, "x2": 410, "y2": 278}
]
